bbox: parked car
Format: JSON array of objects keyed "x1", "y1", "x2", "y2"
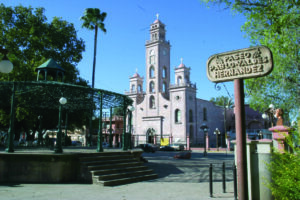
[
  {"x1": 159, "y1": 145, "x2": 175, "y2": 151},
  {"x1": 72, "y1": 141, "x2": 82, "y2": 146},
  {"x1": 148, "y1": 144, "x2": 159, "y2": 151},
  {"x1": 102, "y1": 142, "x2": 109, "y2": 148},
  {"x1": 136, "y1": 144, "x2": 156, "y2": 153},
  {"x1": 170, "y1": 143, "x2": 185, "y2": 151}
]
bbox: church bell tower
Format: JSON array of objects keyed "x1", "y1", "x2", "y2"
[{"x1": 145, "y1": 14, "x2": 171, "y2": 106}]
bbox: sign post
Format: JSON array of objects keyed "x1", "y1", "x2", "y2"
[{"x1": 206, "y1": 46, "x2": 273, "y2": 200}]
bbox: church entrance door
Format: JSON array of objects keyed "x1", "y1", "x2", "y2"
[{"x1": 146, "y1": 128, "x2": 155, "y2": 144}]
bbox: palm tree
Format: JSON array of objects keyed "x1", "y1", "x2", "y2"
[{"x1": 80, "y1": 8, "x2": 107, "y2": 88}]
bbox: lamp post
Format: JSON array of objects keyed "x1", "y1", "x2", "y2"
[
  {"x1": 97, "y1": 92, "x2": 103, "y2": 152},
  {"x1": 200, "y1": 123, "x2": 209, "y2": 157},
  {"x1": 214, "y1": 128, "x2": 220, "y2": 151},
  {"x1": 262, "y1": 104, "x2": 276, "y2": 127},
  {"x1": 109, "y1": 107, "x2": 113, "y2": 148},
  {"x1": 54, "y1": 97, "x2": 67, "y2": 153},
  {"x1": 127, "y1": 105, "x2": 135, "y2": 149},
  {"x1": 258, "y1": 131, "x2": 263, "y2": 140},
  {"x1": 1, "y1": 46, "x2": 14, "y2": 153}
]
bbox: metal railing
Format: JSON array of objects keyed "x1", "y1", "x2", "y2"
[
  {"x1": 169, "y1": 82, "x2": 196, "y2": 89},
  {"x1": 208, "y1": 162, "x2": 237, "y2": 200}
]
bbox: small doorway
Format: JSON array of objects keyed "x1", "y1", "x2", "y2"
[{"x1": 146, "y1": 128, "x2": 155, "y2": 144}]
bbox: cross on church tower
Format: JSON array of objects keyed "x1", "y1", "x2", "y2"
[{"x1": 156, "y1": 13, "x2": 159, "y2": 20}]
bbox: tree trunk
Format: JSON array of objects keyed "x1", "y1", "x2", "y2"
[{"x1": 92, "y1": 25, "x2": 98, "y2": 88}]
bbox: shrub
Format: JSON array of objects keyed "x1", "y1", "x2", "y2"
[{"x1": 267, "y1": 124, "x2": 300, "y2": 200}]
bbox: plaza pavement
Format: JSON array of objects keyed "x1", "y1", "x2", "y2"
[{"x1": 0, "y1": 148, "x2": 236, "y2": 200}]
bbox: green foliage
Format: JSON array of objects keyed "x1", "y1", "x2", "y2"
[
  {"x1": 0, "y1": 4, "x2": 86, "y2": 83},
  {"x1": 267, "y1": 126, "x2": 300, "y2": 200},
  {"x1": 200, "y1": 0, "x2": 300, "y2": 120},
  {"x1": 113, "y1": 106, "x2": 124, "y2": 116},
  {"x1": 209, "y1": 95, "x2": 234, "y2": 108},
  {"x1": 0, "y1": 4, "x2": 88, "y2": 137},
  {"x1": 269, "y1": 152, "x2": 300, "y2": 200},
  {"x1": 80, "y1": 8, "x2": 107, "y2": 32}
]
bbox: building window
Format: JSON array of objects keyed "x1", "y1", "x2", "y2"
[
  {"x1": 175, "y1": 109, "x2": 181, "y2": 123},
  {"x1": 150, "y1": 56, "x2": 155, "y2": 64},
  {"x1": 138, "y1": 84, "x2": 142, "y2": 93},
  {"x1": 150, "y1": 96, "x2": 155, "y2": 109},
  {"x1": 149, "y1": 81, "x2": 155, "y2": 93},
  {"x1": 131, "y1": 84, "x2": 135, "y2": 92},
  {"x1": 162, "y1": 82, "x2": 167, "y2": 93},
  {"x1": 149, "y1": 66, "x2": 155, "y2": 78},
  {"x1": 177, "y1": 76, "x2": 182, "y2": 85},
  {"x1": 185, "y1": 75, "x2": 189, "y2": 83},
  {"x1": 189, "y1": 109, "x2": 193, "y2": 122},
  {"x1": 203, "y1": 107, "x2": 207, "y2": 121},
  {"x1": 162, "y1": 66, "x2": 167, "y2": 78}
]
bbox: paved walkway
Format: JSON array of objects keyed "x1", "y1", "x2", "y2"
[{"x1": 0, "y1": 148, "x2": 236, "y2": 200}]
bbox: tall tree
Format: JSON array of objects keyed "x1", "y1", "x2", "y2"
[
  {"x1": 0, "y1": 4, "x2": 88, "y2": 139},
  {"x1": 210, "y1": 96, "x2": 234, "y2": 108},
  {"x1": 80, "y1": 8, "x2": 107, "y2": 88},
  {"x1": 0, "y1": 4, "x2": 86, "y2": 84},
  {"x1": 201, "y1": 0, "x2": 300, "y2": 120}
]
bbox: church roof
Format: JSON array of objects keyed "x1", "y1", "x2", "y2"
[
  {"x1": 178, "y1": 63, "x2": 186, "y2": 68},
  {"x1": 153, "y1": 19, "x2": 160, "y2": 23},
  {"x1": 177, "y1": 58, "x2": 187, "y2": 68},
  {"x1": 132, "y1": 72, "x2": 141, "y2": 78}
]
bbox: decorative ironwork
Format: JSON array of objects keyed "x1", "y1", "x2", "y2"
[
  {"x1": 0, "y1": 81, "x2": 133, "y2": 152},
  {"x1": 214, "y1": 82, "x2": 232, "y2": 99},
  {"x1": 0, "y1": 81, "x2": 132, "y2": 111}
]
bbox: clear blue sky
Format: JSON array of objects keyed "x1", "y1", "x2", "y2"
[{"x1": 2, "y1": 0, "x2": 250, "y2": 101}]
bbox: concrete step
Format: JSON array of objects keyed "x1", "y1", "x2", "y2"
[
  {"x1": 82, "y1": 158, "x2": 138, "y2": 166},
  {"x1": 91, "y1": 165, "x2": 149, "y2": 176},
  {"x1": 97, "y1": 174, "x2": 158, "y2": 186},
  {"x1": 87, "y1": 161, "x2": 143, "y2": 171},
  {"x1": 95, "y1": 169, "x2": 154, "y2": 181},
  {"x1": 79, "y1": 151, "x2": 157, "y2": 186},
  {"x1": 80, "y1": 155, "x2": 134, "y2": 162}
]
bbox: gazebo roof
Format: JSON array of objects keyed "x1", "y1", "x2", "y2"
[{"x1": 35, "y1": 58, "x2": 65, "y2": 72}]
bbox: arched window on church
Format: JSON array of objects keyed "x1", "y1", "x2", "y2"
[
  {"x1": 203, "y1": 107, "x2": 207, "y2": 121},
  {"x1": 175, "y1": 109, "x2": 181, "y2": 123},
  {"x1": 138, "y1": 84, "x2": 142, "y2": 93},
  {"x1": 177, "y1": 76, "x2": 182, "y2": 85},
  {"x1": 162, "y1": 66, "x2": 167, "y2": 78},
  {"x1": 131, "y1": 84, "x2": 135, "y2": 92},
  {"x1": 149, "y1": 50, "x2": 155, "y2": 64},
  {"x1": 149, "y1": 81, "x2": 155, "y2": 93},
  {"x1": 149, "y1": 66, "x2": 155, "y2": 78},
  {"x1": 150, "y1": 96, "x2": 155, "y2": 109},
  {"x1": 189, "y1": 109, "x2": 193, "y2": 122},
  {"x1": 185, "y1": 75, "x2": 190, "y2": 83},
  {"x1": 162, "y1": 82, "x2": 167, "y2": 93}
]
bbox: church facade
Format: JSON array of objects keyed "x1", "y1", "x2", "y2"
[{"x1": 126, "y1": 18, "x2": 226, "y2": 148}]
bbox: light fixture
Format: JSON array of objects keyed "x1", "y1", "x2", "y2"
[
  {"x1": 59, "y1": 97, "x2": 67, "y2": 105},
  {"x1": 0, "y1": 47, "x2": 13, "y2": 74},
  {"x1": 262, "y1": 113, "x2": 268, "y2": 119},
  {"x1": 128, "y1": 105, "x2": 135, "y2": 112},
  {"x1": 214, "y1": 128, "x2": 220, "y2": 135}
]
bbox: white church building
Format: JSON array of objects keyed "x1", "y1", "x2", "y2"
[{"x1": 125, "y1": 17, "x2": 226, "y2": 148}]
